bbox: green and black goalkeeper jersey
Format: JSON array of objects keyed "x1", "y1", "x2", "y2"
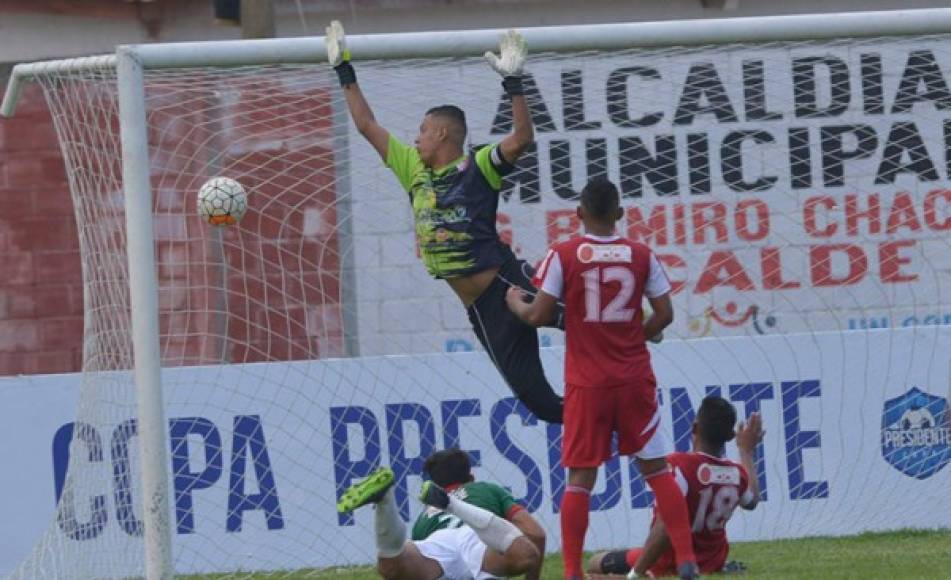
[
  {"x1": 386, "y1": 135, "x2": 513, "y2": 280},
  {"x1": 410, "y1": 481, "x2": 523, "y2": 541}
]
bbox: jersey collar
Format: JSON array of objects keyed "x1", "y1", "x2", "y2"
[
  {"x1": 697, "y1": 451, "x2": 727, "y2": 460},
  {"x1": 583, "y1": 233, "x2": 621, "y2": 242},
  {"x1": 433, "y1": 153, "x2": 468, "y2": 176}
]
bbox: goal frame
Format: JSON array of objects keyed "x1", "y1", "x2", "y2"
[{"x1": 3, "y1": 8, "x2": 951, "y2": 578}]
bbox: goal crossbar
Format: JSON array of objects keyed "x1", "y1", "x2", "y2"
[{"x1": 6, "y1": 7, "x2": 951, "y2": 117}]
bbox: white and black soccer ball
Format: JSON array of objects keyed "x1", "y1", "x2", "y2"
[
  {"x1": 197, "y1": 176, "x2": 247, "y2": 226},
  {"x1": 899, "y1": 407, "x2": 936, "y2": 430}
]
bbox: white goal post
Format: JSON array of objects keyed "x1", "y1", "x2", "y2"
[{"x1": 2, "y1": 8, "x2": 951, "y2": 579}]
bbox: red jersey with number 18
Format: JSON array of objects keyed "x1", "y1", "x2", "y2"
[
  {"x1": 533, "y1": 234, "x2": 671, "y2": 388},
  {"x1": 667, "y1": 451, "x2": 754, "y2": 572}
]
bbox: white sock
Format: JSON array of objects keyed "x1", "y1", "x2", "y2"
[
  {"x1": 446, "y1": 496, "x2": 523, "y2": 553},
  {"x1": 374, "y1": 488, "x2": 406, "y2": 558}
]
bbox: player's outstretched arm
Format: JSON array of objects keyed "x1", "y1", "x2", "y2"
[
  {"x1": 509, "y1": 510, "x2": 546, "y2": 580},
  {"x1": 326, "y1": 20, "x2": 390, "y2": 160},
  {"x1": 506, "y1": 286, "x2": 557, "y2": 328},
  {"x1": 485, "y1": 30, "x2": 533, "y2": 165},
  {"x1": 736, "y1": 411, "x2": 765, "y2": 510}
]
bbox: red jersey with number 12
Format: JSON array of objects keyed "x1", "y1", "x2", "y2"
[{"x1": 533, "y1": 234, "x2": 671, "y2": 388}]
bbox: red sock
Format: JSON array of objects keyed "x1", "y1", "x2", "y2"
[
  {"x1": 559, "y1": 485, "x2": 590, "y2": 578},
  {"x1": 645, "y1": 469, "x2": 696, "y2": 567}
]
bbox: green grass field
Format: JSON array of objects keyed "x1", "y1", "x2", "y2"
[{"x1": 197, "y1": 528, "x2": 950, "y2": 579}]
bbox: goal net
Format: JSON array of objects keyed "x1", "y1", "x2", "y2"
[{"x1": 5, "y1": 21, "x2": 951, "y2": 579}]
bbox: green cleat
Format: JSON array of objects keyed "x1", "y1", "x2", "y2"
[
  {"x1": 418, "y1": 480, "x2": 450, "y2": 510},
  {"x1": 336, "y1": 468, "x2": 395, "y2": 513}
]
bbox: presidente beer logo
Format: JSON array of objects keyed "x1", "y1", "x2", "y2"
[{"x1": 881, "y1": 387, "x2": 951, "y2": 479}]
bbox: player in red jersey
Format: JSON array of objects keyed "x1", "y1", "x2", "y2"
[
  {"x1": 506, "y1": 177, "x2": 698, "y2": 580},
  {"x1": 587, "y1": 395, "x2": 764, "y2": 578}
]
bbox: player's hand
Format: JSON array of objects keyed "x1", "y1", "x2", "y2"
[
  {"x1": 736, "y1": 411, "x2": 764, "y2": 453},
  {"x1": 325, "y1": 20, "x2": 349, "y2": 66},
  {"x1": 485, "y1": 29, "x2": 527, "y2": 77},
  {"x1": 643, "y1": 301, "x2": 663, "y2": 344},
  {"x1": 505, "y1": 285, "x2": 528, "y2": 309}
]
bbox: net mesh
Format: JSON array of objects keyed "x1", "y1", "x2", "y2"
[{"x1": 9, "y1": 33, "x2": 951, "y2": 578}]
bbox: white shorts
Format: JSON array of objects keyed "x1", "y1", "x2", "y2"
[
  {"x1": 632, "y1": 409, "x2": 672, "y2": 460},
  {"x1": 415, "y1": 526, "x2": 500, "y2": 580}
]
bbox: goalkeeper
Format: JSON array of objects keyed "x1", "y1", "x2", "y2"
[
  {"x1": 337, "y1": 448, "x2": 546, "y2": 579},
  {"x1": 326, "y1": 21, "x2": 564, "y2": 423}
]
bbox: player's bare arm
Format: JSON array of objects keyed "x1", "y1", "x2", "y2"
[
  {"x1": 499, "y1": 91, "x2": 533, "y2": 163},
  {"x1": 508, "y1": 509, "x2": 545, "y2": 580},
  {"x1": 643, "y1": 292, "x2": 674, "y2": 343},
  {"x1": 485, "y1": 30, "x2": 533, "y2": 165},
  {"x1": 506, "y1": 286, "x2": 557, "y2": 327},
  {"x1": 736, "y1": 411, "x2": 765, "y2": 510},
  {"x1": 326, "y1": 20, "x2": 390, "y2": 160}
]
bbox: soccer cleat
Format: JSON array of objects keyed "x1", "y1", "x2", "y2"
[
  {"x1": 418, "y1": 480, "x2": 451, "y2": 510},
  {"x1": 678, "y1": 561, "x2": 700, "y2": 579},
  {"x1": 336, "y1": 467, "x2": 395, "y2": 513}
]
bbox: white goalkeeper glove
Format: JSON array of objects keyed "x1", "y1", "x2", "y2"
[
  {"x1": 325, "y1": 20, "x2": 349, "y2": 66},
  {"x1": 326, "y1": 20, "x2": 356, "y2": 86},
  {"x1": 484, "y1": 29, "x2": 527, "y2": 96}
]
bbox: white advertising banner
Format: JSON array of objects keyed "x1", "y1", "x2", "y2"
[
  {"x1": 0, "y1": 327, "x2": 948, "y2": 576},
  {"x1": 347, "y1": 37, "x2": 951, "y2": 356}
]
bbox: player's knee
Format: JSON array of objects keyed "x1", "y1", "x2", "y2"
[{"x1": 590, "y1": 549, "x2": 633, "y2": 574}]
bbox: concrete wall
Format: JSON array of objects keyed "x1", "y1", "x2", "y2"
[
  {"x1": 295, "y1": 0, "x2": 951, "y2": 35},
  {"x1": 0, "y1": 82, "x2": 84, "y2": 374},
  {"x1": 3, "y1": 0, "x2": 951, "y2": 62}
]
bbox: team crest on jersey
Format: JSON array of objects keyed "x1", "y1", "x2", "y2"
[
  {"x1": 577, "y1": 243, "x2": 632, "y2": 264},
  {"x1": 697, "y1": 463, "x2": 741, "y2": 486},
  {"x1": 881, "y1": 387, "x2": 951, "y2": 480}
]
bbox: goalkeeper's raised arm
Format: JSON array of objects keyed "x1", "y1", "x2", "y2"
[
  {"x1": 325, "y1": 20, "x2": 390, "y2": 160},
  {"x1": 325, "y1": 23, "x2": 533, "y2": 164},
  {"x1": 485, "y1": 29, "x2": 534, "y2": 166}
]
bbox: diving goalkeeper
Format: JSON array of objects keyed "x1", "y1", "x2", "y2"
[{"x1": 326, "y1": 21, "x2": 564, "y2": 423}]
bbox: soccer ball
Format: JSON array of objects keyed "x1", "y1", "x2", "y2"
[{"x1": 197, "y1": 176, "x2": 247, "y2": 226}]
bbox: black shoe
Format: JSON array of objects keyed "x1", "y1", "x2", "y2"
[{"x1": 419, "y1": 480, "x2": 450, "y2": 510}]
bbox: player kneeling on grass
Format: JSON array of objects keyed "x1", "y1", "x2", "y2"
[
  {"x1": 337, "y1": 448, "x2": 545, "y2": 580},
  {"x1": 587, "y1": 396, "x2": 764, "y2": 578}
]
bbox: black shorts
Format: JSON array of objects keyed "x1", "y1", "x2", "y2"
[{"x1": 466, "y1": 256, "x2": 564, "y2": 423}]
